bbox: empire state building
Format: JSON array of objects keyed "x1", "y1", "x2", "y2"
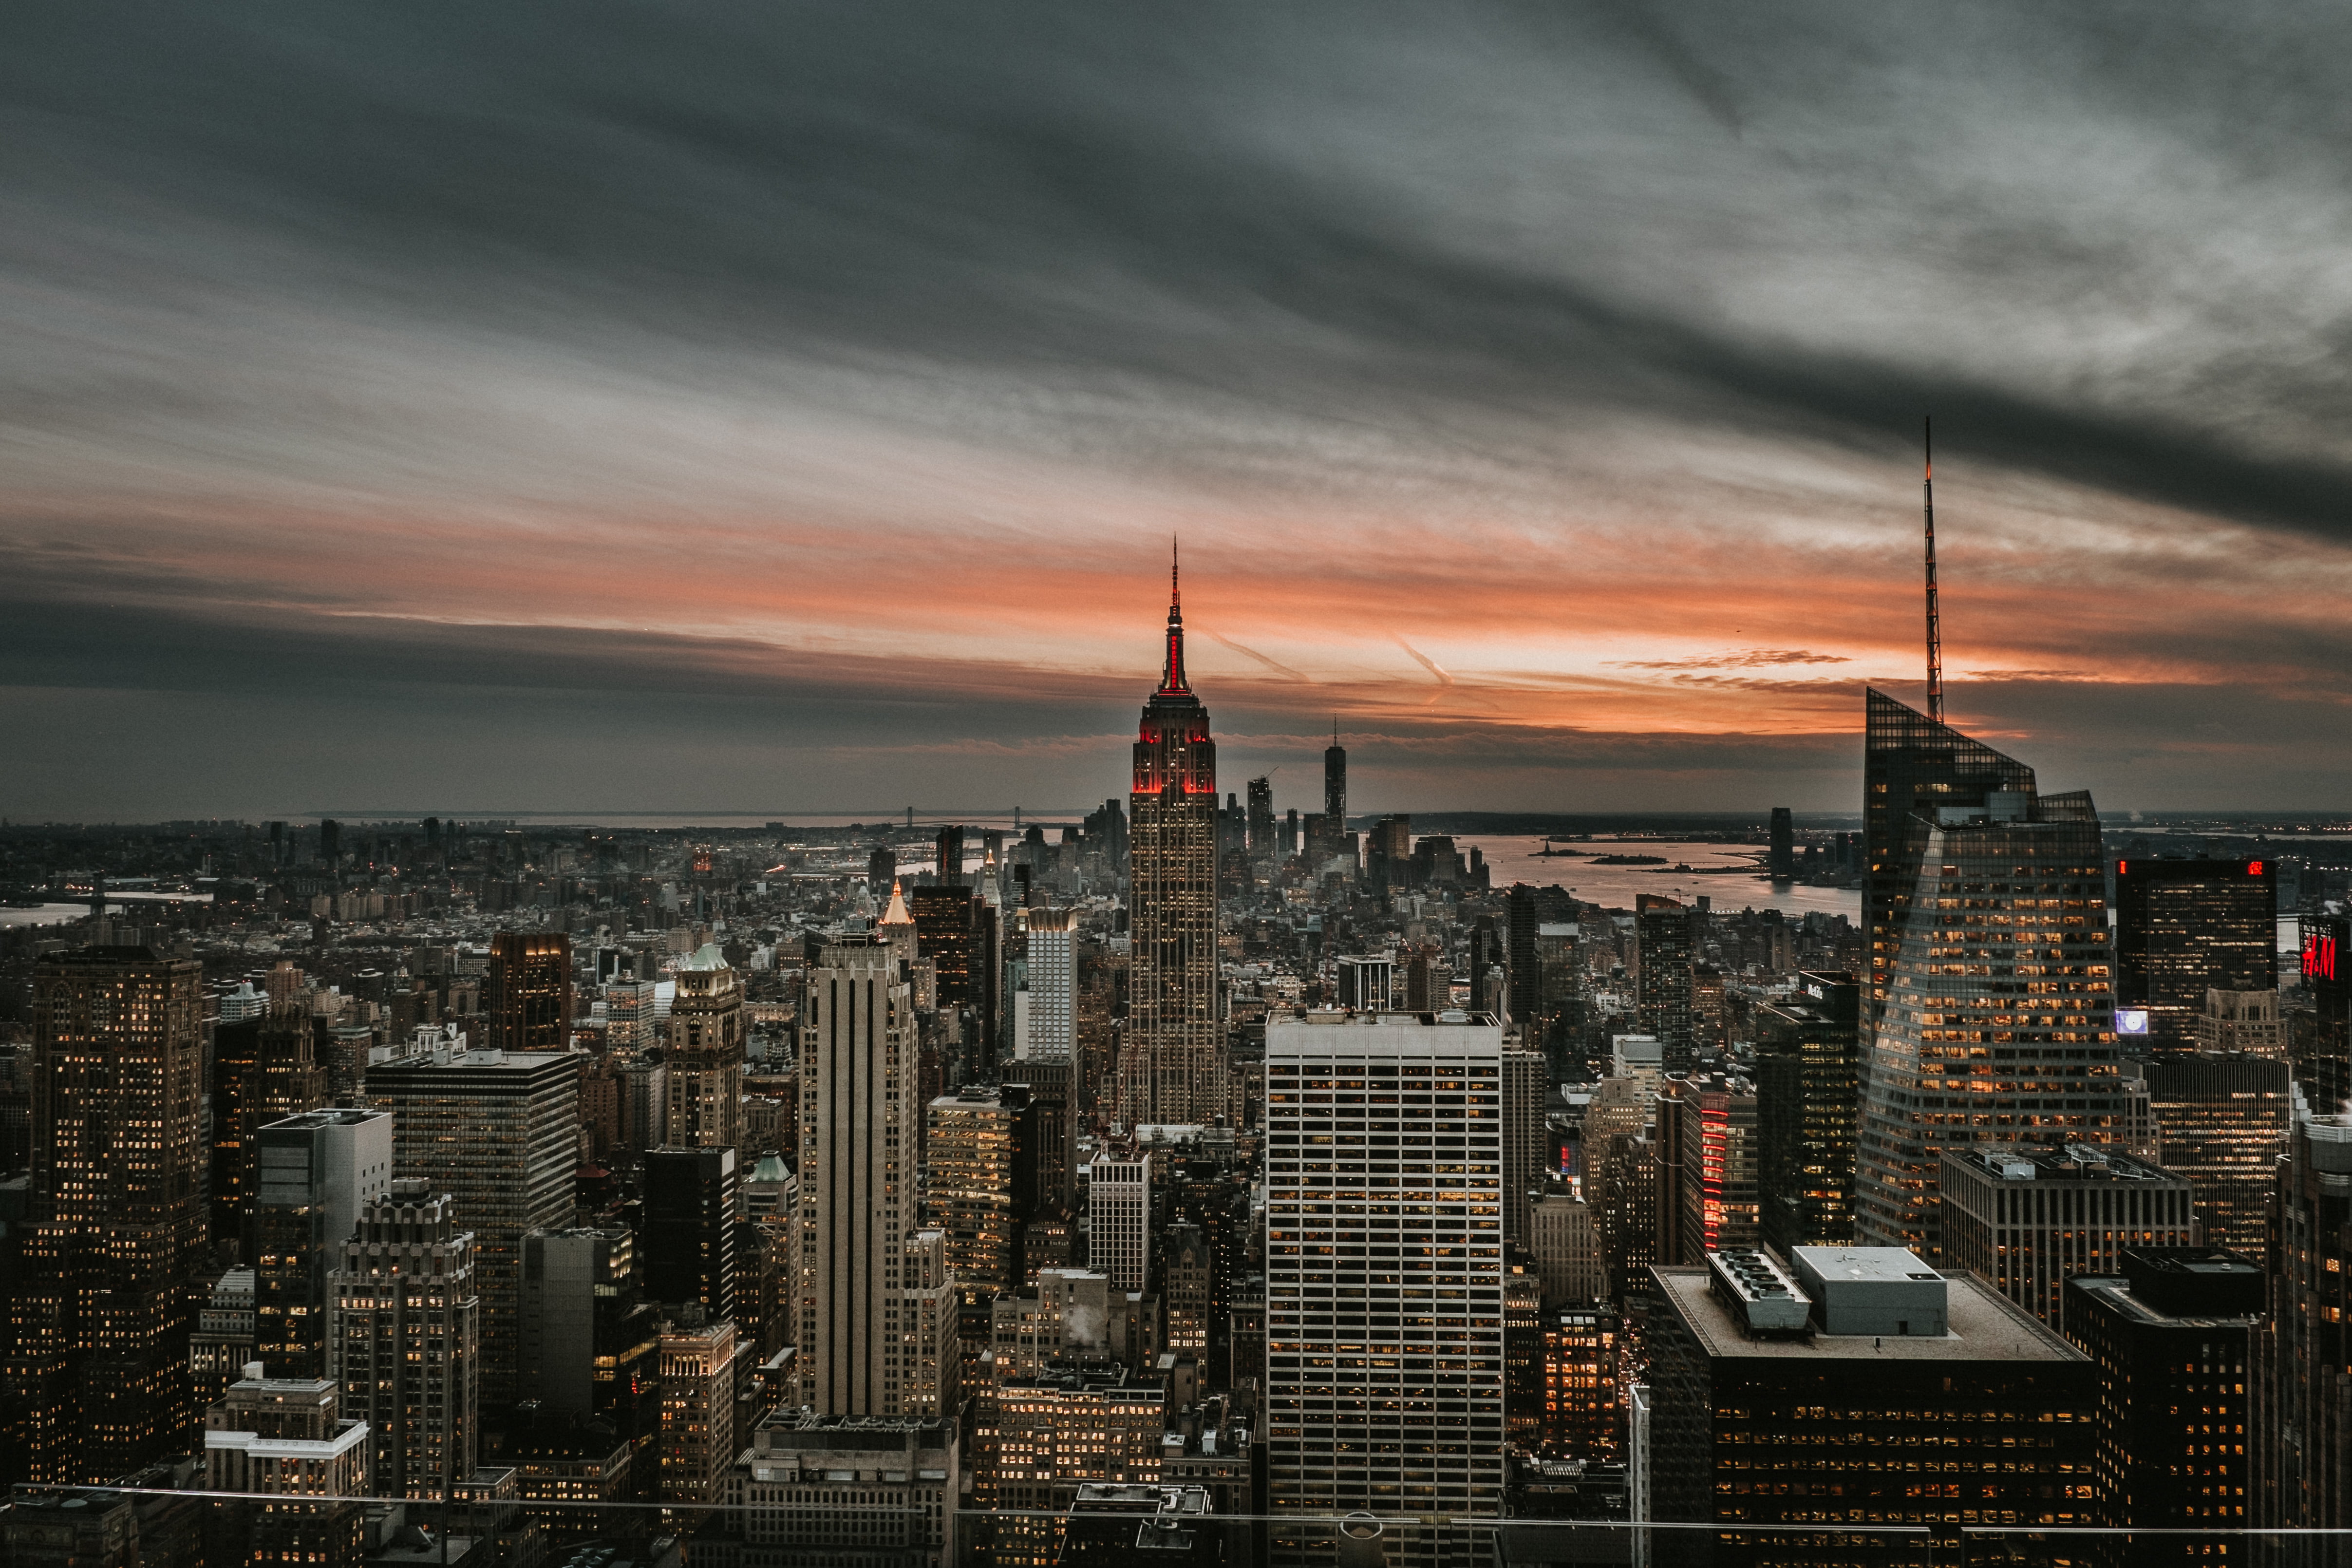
[{"x1": 1124, "y1": 554, "x2": 1223, "y2": 1126}]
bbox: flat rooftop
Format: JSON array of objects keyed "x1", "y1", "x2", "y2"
[
  {"x1": 1789, "y1": 1246, "x2": 1945, "y2": 1286},
  {"x1": 1652, "y1": 1266, "x2": 2084, "y2": 1364}
]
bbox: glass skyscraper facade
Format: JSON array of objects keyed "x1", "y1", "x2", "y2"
[
  {"x1": 2112, "y1": 856, "x2": 2276, "y2": 1047},
  {"x1": 1854, "y1": 691, "x2": 2125, "y2": 1256}
]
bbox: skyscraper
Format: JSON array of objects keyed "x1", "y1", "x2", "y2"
[
  {"x1": 1938, "y1": 1145, "x2": 2195, "y2": 1326},
  {"x1": 1502, "y1": 1047, "x2": 1550, "y2": 1247},
  {"x1": 2064, "y1": 1248, "x2": 2263, "y2": 1564},
  {"x1": 9, "y1": 945, "x2": 207, "y2": 1483},
  {"x1": 642, "y1": 1146, "x2": 739, "y2": 1322},
  {"x1": 1324, "y1": 720, "x2": 1347, "y2": 831},
  {"x1": 2112, "y1": 857, "x2": 2277, "y2": 1046},
  {"x1": 791, "y1": 939, "x2": 919, "y2": 1416},
  {"x1": 1767, "y1": 806, "x2": 1794, "y2": 880},
  {"x1": 211, "y1": 1002, "x2": 328, "y2": 1253},
  {"x1": 1753, "y1": 972, "x2": 1860, "y2": 1255},
  {"x1": 485, "y1": 930, "x2": 574, "y2": 1053},
  {"x1": 1264, "y1": 1013, "x2": 1506, "y2": 1567},
  {"x1": 935, "y1": 824, "x2": 966, "y2": 887},
  {"x1": 1634, "y1": 896, "x2": 1697, "y2": 1072},
  {"x1": 327, "y1": 1179, "x2": 481, "y2": 1500},
  {"x1": 251, "y1": 1109, "x2": 395, "y2": 1379},
  {"x1": 1087, "y1": 1145, "x2": 1152, "y2": 1294},
  {"x1": 1860, "y1": 687, "x2": 2037, "y2": 1045},
  {"x1": 663, "y1": 942, "x2": 744, "y2": 1150},
  {"x1": 1125, "y1": 555, "x2": 1223, "y2": 1126},
  {"x1": 2140, "y1": 1049, "x2": 2292, "y2": 1252},
  {"x1": 365, "y1": 1040, "x2": 580, "y2": 1406},
  {"x1": 2261, "y1": 1094, "x2": 2352, "y2": 1550},
  {"x1": 1247, "y1": 775, "x2": 1276, "y2": 870},
  {"x1": 1018, "y1": 907, "x2": 1076, "y2": 1062},
  {"x1": 1853, "y1": 693, "x2": 2126, "y2": 1256},
  {"x1": 927, "y1": 1087, "x2": 1032, "y2": 1301},
  {"x1": 2297, "y1": 910, "x2": 2350, "y2": 1109}
]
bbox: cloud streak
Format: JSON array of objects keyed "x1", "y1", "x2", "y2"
[{"x1": 3, "y1": 1, "x2": 2352, "y2": 812}]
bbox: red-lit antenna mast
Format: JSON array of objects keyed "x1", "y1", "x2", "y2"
[{"x1": 1923, "y1": 416, "x2": 1943, "y2": 723}]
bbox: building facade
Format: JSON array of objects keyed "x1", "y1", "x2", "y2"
[
  {"x1": 326, "y1": 1179, "x2": 481, "y2": 1499},
  {"x1": 1125, "y1": 565, "x2": 1223, "y2": 1126},
  {"x1": 663, "y1": 942, "x2": 745, "y2": 1150},
  {"x1": 1852, "y1": 725, "x2": 2126, "y2": 1256},
  {"x1": 252, "y1": 1108, "x2": 395, "y2": 1378},
  {"x1": 1938, "y1": 1145, "x2": 2196, "y2": 1327},
  {"x1": 485, "y1": 930, "x2": 573, "y2": 1053},
  {"x1": 1264, "y1": 1012, "x2": 1507, "y2": 1568},
  {"x1": 792, "y1": 939, "x2": 919, "y2": 1416},
  {"x1": 2141, "y1": 1049, "x2": 2292, "y2": 1253},
  {"x1": 9, "y1": 945, "x2": 208, "y2": 1483},
  {"x1": 2112, "y1": 857, "x2": 2276, "y2": 1047},
  {"x1": 1755, "y1": 972, "x2": 1861, "y2": 1256},
  {"x1": 365, "y1": 1040, "x2": 579, "y2": 1407}
]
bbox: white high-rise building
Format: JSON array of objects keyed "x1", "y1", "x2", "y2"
[
  {"x1": 1018, "y1": 907, "x2": 1076, "y2": 1062},
  {"x1": 1264, "y1": 1012, "x2": 1506, "y2": 1568},
  {"x1": 1086, "y1": 1146, "x2": 1151, "y2": 1293},
  {"x1": 792, "y1": 938, "x2": 921, "y2": 1415}
]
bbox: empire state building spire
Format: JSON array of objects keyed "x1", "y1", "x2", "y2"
[{"x1": 1158, "y1": 537, "x2": 1190, "y2": 696}]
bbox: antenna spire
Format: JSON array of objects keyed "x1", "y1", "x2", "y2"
[
  {"x1": 1171, "y1": 535, "x2": 1180, "y2": 609},
  {"x1": 1156, "y1": 538, "x2": 1190, "y2": 695},
  {"x1": 1923, "y1": 416, "x2": 1943, "y2": 724}
]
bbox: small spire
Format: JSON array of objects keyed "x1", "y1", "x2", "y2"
[{"x1": 1923, "y1": 416, "x2": 1943, "y2": 724}]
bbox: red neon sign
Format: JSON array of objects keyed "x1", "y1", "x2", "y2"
[
  {"x1": 2308, "y1": 936, "x2": 2339, "y2": 982},
  {"x1": 2248, "y1": 861, "x2": 2264, "y2": 876}
]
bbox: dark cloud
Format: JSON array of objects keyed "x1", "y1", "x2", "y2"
[{"x1": 4, "y1": 1, "x2": 2352, "y2": 812}]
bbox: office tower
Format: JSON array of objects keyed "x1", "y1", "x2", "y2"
[
  {"x1": 1767, "y1": 807, "x2": 1794, "y2": 879},
  {"x1": 327, "y1": 1180, "x2": 480, "y2": 1499},
  {"x1": 1324, "y1": 721, "x2": 1347, "y2": 833},
  {"x1": 1642, "y1": 1248, "x2": 2095, "y2": 1567},
  {"x1": 989, "y1": 1267, "x2": 1159, "y2": 1380},
  {"x1": 2298, "y1": 911, "x2": 2351, "y2": 1110},
  {"x1": 211, "y1": 1003, "x2": 329, "y2": 1251},
  {"x1": 1248, "y1": 775, "x2": 1276, "y2": 865},
  {"x1": 643, "y1": 1146, "x2": 738, "y2": 1321},
  {"x1": 2064, "y1": 1248, "x2": 2262, "y2": 1563},
  {"x1": 1087, "y1": 1145, "x2": 1152, "y2": 1292},
  {"x1": 656, "y1": 1317, "x2": 740, "y2": 1506},
  {"x1": 1529, "y1": 1184, "x2": 1605, "y2": 1306},
  {"x1": 2263, "y1": 1097, "x2": 2352, "y2": 1551},
  {"x1": 1659, "y1": 1073, "x2": 1758, "y2": 1260},
  {"x1": 1539, "y1": 1306, "x2": 1622, "y2": 1460},
  {"x1": 1470, "y1": 914, "x2": 1505, "y2": 1019},
  {"x1": 2113, "y1": 857, "x2": 2277, "y2": 1046},
  {"x1": 1634, "y1": 897, "x2": 1697, "y2": 1071},
  {"x1": 1404, "y1": 943, "x2": 1445, "y2": 1012},
  {"x1": 1019, "y1": 907, "x2": 1077, "y2": 1061},
  {"x1": 868, "y1": 843, "x2": 896, "y2": 890},
  {"x1": 1938, "y1": 1145, "x2": 2195, "y2": 1326},
  {"x1": 485, "y1": 930, "x2": 574, "y2": 1052},
  {"x1": 977, "y1": 1364, "x2": 1167, "y2": 1568},
  {"x1": 2192, "y1": 986, "x2": 2289, "y2": 1056},
  {"x1": 204, "y1": 1370, "x2": 371, "y2": 1568},
  {"x1": 1264, "y1": 1013, "x2": 1506, "y2": 1567},
  {"x1": 902, "y1": 1229, "x2": 960, "y2": 1420},
  {"x1": 252, "y1": 1109, "x2": 395, "y2": 1378},
  {"x1": 1162, "y1": 1219, "x2": 1213, "y2": 1352},
  {"x1": 911, "y1": 885, "x2": 977, "y2": 1011},
  {"x1": 975, "y1": 878, "x2": 1005, "y2": 1072},
  {"x1": 663, "y1": 943, "x2": 744, "y2": 1150},
  {"x1": 936, "y1": 824, "x2": 966, "y2": 886},
  {"x1": 1753, "y1": 971, "x2": 1860, "y2": 1255},
  {"x1": 2141, "y1": 1049, "x2": 2292, "y2": 1252},
  {"x1": 1860, "y1": 687, "x2": 2039, "y2": 1044},
  {"x1": 733, "y1": 1411, "x2": 960, "y2": 1568},
  {"x1": 1125, "y1": 560, "x2": 1223, "y2": 1127},
  {"x1": 365, "y1": 1040, "x2": 580, "y2": 1406},
  {"x1": 1503, "y1": 1266, "x2": 1544, "y2": 1449},
  {"x1": 1507, "y1": 885, "x2": 1543, "y2": 1024},
  {"x1": 517, "y1": 1228, "x2": 659, "y2": 1428},
  {"x1": 928, "y1": 1086, "x2": 1033, "y2": 1300},
  {"x1": 1502, "y1": 1047, "x2": 1550, "y2": 1246},
  {"x1": 189, "y1": 1266, "x2": 258, "y2": 1412},
  {"x1": 319, "y1": 817, "x2": 341, "y2": 865},
  {"x1": 1852, "y1": 723, "x2": 2127, "y2": 1255},
  {"x1": 1335, "y1": 953, "x2": 1394, "y2": 1012},
  {"x1": 8, "y1": 945, "x2": 206, "y2": 1484},
  {"x1": 792, "y1": 939, "x2": 919, "y2": 1416}
]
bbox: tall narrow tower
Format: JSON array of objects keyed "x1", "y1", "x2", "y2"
[
  {"x1": 1923, "y1": 416, "x2": 1943, "y2": 723},
  {"x1": 1124, "y1": 547, "x2": 1223, "y2": 1126},
  {"x1": 1323, "y1": 718, "x2": 1347, "y2": 833}
]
